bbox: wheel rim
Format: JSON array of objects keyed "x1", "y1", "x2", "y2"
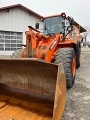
[{"x1": 72, "y1": 58, "x2": 76, "y2": 77}]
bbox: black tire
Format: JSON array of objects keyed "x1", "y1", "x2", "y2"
[
  {"x1": 76, "y1": 43, "x2": 81, "y2": 68},
  {"x1": 11, "y1": 49, "x2": 23, "y2": 58},
  {"x1": 54, "y1": 48, "x2": 76, "y2": 88}
]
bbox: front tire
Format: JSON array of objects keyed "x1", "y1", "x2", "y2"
[{"x1": 54, "y1": 48, "x2": 76, "y2": 88}]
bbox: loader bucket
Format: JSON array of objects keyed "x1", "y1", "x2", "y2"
[{"x1": 0, "y1": 58, "x2": 66, "y2": 120}]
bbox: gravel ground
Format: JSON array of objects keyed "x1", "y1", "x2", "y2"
[{"x1": 63, "y1": 47, "x2": 90, "y2": 120}]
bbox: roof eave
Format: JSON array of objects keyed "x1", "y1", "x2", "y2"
[
  {"x1": 74, "y1": 21, "x2": 86, "y2": 33},
  {"x1": 0, "y1": 4, "x2": 43, "y2": 18}
]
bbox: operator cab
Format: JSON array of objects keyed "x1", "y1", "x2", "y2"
[
  {"x1": 35, "y1": 13, "x2": 75, "y2": 38},
  {"x1": 43, "y1": 16, "x2": 65, "y2": 35}
]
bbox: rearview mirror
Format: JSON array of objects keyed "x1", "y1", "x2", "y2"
[
  {"x1": 35, "y1": 23, "x2": 39, "y2": 29},
  {"x1": 67, "y1": 16, "x2": 75, "y2": 25}
]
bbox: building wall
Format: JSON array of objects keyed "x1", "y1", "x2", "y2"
[{"x1": 0, "y1": 7, "x2": 43, "y2": 55}]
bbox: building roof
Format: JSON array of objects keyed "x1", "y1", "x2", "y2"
[
  {"x1": 0, "y1": 4, "x2": 86, "y2": 33},
  {"x1": 74, "y1": 21, "x2": 86, "y2": 33},
  {"x1": 0, "y1": 4, "x2": 43, "y2": 18}
]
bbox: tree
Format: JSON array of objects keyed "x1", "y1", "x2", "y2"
[{"x1": 83, "y1": 26, "x2": 90, "y2": 43}]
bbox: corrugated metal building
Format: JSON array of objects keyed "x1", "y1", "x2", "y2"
[{"x1": 0, "y1": 4, "x2": 43, "y2": 55}]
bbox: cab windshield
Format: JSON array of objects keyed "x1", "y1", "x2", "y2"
[{"x1": 44, "y1": 16, "x2": 65, "y2": 35}]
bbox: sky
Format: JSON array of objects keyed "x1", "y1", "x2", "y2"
[{"x1": 0, "y1": 0, "x2": 90, "y2": 29}]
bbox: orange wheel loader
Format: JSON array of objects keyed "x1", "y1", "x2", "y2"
[{"x1": 0, "y1": 13, "x2": 86, "y2": 120}]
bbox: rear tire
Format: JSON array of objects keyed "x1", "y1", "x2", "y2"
[
  {"x1": 54, "y1": 48, "x2": 76, "y2": 88},
  {"x1": 11, "y1": 49, "x2": 23, "y2": 58},
  {"x1": 76, "y1": 43, "x2": 81, "y2": 68}
]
